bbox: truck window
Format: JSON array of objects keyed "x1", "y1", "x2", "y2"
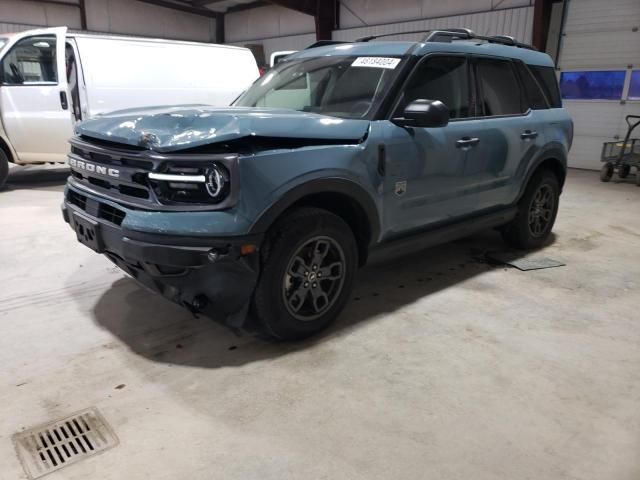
[
  {"x1": 400, "y1": 56, "x2": 471, "y2": 119},
  {"x1": 0, "y1": 35, "x2": 57, "y2": 85},
  {"x1": 530, "y1": 65, "x2": 561, "y2": 108},
  {"x1": 477, "y1": 58, "x2": 525, "y2": 116}
]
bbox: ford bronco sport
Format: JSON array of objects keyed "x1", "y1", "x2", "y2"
[{"x1": 62, "y1": 29, "x2": 572, "y2": 340}]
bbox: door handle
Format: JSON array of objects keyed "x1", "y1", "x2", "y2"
[
  {"x1": 60, "y1": 91, "x2": 68, "y2": 110},
  {"x1": 521, "y1": 130, "x2": 538, "y2": 140},
  {"x1": 456, "y1": 137, "x2": 480, "y2": 148}
]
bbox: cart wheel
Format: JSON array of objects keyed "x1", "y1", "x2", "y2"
[
  {"x1": 600, "y1": 163, "x2": 613, "y2": 182},
  {"x1": 619, "y1": 164, "x2": 631, "y2": 178}
]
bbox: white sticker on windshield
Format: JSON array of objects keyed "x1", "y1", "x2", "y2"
[{"x1": 351, "y1": 57, "x2": 401, "y2": 69}]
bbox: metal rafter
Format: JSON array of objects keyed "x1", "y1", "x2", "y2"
[{"x1": 134, "y1": 0, "x2": 221, "y2": 17}]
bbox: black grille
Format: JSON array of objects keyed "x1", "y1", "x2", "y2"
[
  {"x1": 98, "y1": 203, "x2": 126, "y2": 226},
  {"x1": 67, "y1": 190, "x2": 87, "y2": 210},
  {"x1": 68, "y1": 136, "x2": 239, "y2": 211},
  {"x1": 69, "y1": 139, "x2": 155, "y2": 202},
  {"x1": 67, "y1": 189, "x2": 126, "y2": 226}
]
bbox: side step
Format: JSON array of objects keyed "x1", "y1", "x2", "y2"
[{"x1": 367, "y1": 207, "x2": 517, "y2": 265}]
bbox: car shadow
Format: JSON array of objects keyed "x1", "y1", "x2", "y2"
[
  {"x1": 91, "y1": 229, "x2": 550, "y2": 369},
  {"x1": 3, "y1": 166, "x2": 69, "y2": 191}
]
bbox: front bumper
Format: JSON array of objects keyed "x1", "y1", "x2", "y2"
[{"x1": 62, "y1": 187, "x2": 262, "y2": 326}]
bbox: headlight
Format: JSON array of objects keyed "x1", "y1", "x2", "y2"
[{"x1": 148, "y1": 162, "x2": 230, "y2": 204}]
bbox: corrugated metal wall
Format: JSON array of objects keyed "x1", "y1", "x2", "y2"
[
  {"x1": 0, "y1": 22, "x2": 40, "y2": 34},
  {"x1": 558, "y1": 0, "x2": 640, "y2": 170},
  {"x1": 0, "y1": 0, "x2": 215, "y2": 42},
  {"x1": 228, "y1": 3, "x2": 534, "y2": 60},
  {"x1": 333, "y1": 6, "x2": 533, "y2": 43}
]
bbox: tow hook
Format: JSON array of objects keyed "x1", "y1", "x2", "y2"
[{"x1": 185, "y1": 294, "x2": 208, "y2": 318}]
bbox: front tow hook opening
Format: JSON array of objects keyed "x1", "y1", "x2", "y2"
[{"x1": 185, "y1": 294, "x2": 209, "y2": 318}]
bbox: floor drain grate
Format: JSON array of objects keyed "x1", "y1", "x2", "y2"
[{"x1": 13, "y1": 407, "x2": 118, "y2": 479}]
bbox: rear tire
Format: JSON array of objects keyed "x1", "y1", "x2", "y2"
[
  {"x1": 252, "y1": 207, "x2": 358, "y2": 341},
  {"x1": 600, "y1": 163, "x2": 613, "y2": 182},
  {"x1": 619, "y1": 164, "x2": 631, "y2": 179},
  {"x1": 0, "y1": 149, "x2": 8, "y2": 190},
  {"x1": 502, "y1": 169, "x2": 560, "y2": 250}
]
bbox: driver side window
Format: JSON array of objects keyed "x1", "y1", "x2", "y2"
[
  {"x1": 400, "y1": 56, "x2": 470, "y2": 119},
  {"x1": 0, "y1": 35, "x2": 57, "y2": 85}
]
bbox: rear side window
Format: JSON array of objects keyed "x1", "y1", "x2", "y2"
[
  {"x1": 515, "y1": 63, "x2": 548, "y2": 109},
  {"x1": 400, "y1": 56, "x2": 471, "y2": 119},
  {"x1": 530, "y1": 66, "x2": 561, "y2": 107},
  {"x1": 476, "y1": 58, "x2": 525, "y2": 116}
]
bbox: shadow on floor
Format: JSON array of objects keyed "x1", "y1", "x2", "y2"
[
  {"x1": 91, "y1": 230, "x2": 552, "y2": 369},
  {"x1": 3, "y1": 166, "x2": 69, "y2": 191}
]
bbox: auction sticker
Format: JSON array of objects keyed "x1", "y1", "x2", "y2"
[{"x1": 352, "y1": 57, "x2": 401, "y2": 69}]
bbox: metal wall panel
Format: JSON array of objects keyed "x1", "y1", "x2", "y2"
[
  {"x1": 224, "y1": 5, "x2": 315, "y2": 43},
  {"x1": 339, "y1": 0, "x2": 531, "y2": 30},
  {"x1": 229, "y1": 32, "x2": 316, "y2": 61},
  {"x1": 0, "y1": 0, "x2": 214, "y2": 42},
  {"x1": 0, "y1": 22, "x2": 39, "y2": 34},
  {"x1": 333, "y1": 6, "x2": 533, "y2": 43},
  {"x1": 558, "y1": 0, "x2": 640, "y2": 170}
]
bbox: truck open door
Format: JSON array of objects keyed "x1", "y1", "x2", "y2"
[{"x1": 0, "y1": 26, "x2": 73, "y2": 163}]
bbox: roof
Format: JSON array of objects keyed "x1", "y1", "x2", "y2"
[{"x1": 288, "y1": 39, "x2": 555, "y2": 67}]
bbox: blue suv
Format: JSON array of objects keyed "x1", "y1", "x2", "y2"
[{"x1": 62, "y1": 29, "x2": 572, "y2": 340}]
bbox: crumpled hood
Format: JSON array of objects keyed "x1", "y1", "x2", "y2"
[{"x1": 76, "y1": 105, "x2": 371, "y2": 152}]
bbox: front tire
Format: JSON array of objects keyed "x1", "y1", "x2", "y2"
[
  {"x1": 600, "y1": 163, "x2": 613, "y2": 182},
  {"x1": 502, "y1": 169, "x2": 560, "y2": 250},
  {"x1": 0, "y1": 149, "x2": 8, "y2": 190},
  {"x1": 253, "y1": 207, "x2": 358, "y2": 341}
]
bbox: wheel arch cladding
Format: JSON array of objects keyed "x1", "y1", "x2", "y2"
[
  {"x1": 250, "y1": 178, "x2": 380, "y2": 267},
  {"x1": 519, "y1": 146, "x2": 567, "y2": 201}
]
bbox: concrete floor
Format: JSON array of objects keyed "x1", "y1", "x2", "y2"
[{"x1": 0, "y1": 165, "x2": 638, "y2": 480}]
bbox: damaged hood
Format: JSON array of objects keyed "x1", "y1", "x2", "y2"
[{"x1": 76, "y1": 105, "x2": 371, "y2": 152}]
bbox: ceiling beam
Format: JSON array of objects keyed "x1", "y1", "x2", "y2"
[
  {"x1": 226, "y1": 1, "x2": 269, "y2": 13},
  {"x1": 29, "y1": 0, "x2": 81, "y2": 8},
  {"x1": 135, "y1": 0, "x2": 221, "y2": 18},
  {"x1": 191, "y1": 0, "x2": 227, "y2": 6},
  {"x1": 266, "y1": 0, "x2": 316, "y2": 16}
]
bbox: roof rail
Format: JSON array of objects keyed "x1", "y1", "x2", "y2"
[
  {"x1": 305, "y1": 40, "x2": 351, "y2": 49},
  {"x1": 356, "y1": 28, "x2": 536, "y2": 51},
  {"x1": 423, "y1": 29, "x2": 536, "y2": 50}
]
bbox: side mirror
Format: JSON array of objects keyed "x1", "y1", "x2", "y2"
[{"x1": 392, "y1": 99, "x2": 449, "y2": 128}]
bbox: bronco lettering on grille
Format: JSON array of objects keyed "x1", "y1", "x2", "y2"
[{"x1": 69, "y1": 157, "x2": 119, "y2": 178}]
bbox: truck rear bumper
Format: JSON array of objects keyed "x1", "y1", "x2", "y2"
[{"x1": 62, "y1": 193, "x2": 262, "y2": 326}]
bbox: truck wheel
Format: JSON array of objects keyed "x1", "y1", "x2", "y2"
[
  {"x1": 501, "y1": 169, "x2": 560, "y2": 250},
  {"x1": 600, "y1": 163, "x2": 613, "y2": 182},
  {"x1": 0, "y1": 149, "x2": 8, "y2": 190},
  {"x1": 619, "y1": 164, "x2": 631, "y2": 179},
  {"x1": 253, "y1": 207, "x2": 358, "y2": 341}
]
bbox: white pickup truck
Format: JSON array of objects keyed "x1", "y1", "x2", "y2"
[{"x1": 0, "y1": 27, "x2": 260, "y2": 188}]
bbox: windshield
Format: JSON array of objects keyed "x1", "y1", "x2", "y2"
[
  {"x1": 235, "y1": 55, "x2": 404, "y2": 120},
  {"x1": 0, "y1": 38, "x2": 7, "y2": 51}
]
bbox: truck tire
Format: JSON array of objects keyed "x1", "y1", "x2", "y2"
[
  {"x1": 253, "y1": 207, "x2": 358, "y2": 341},
  {"x1": 0, "y1": 149, "x2": 8, "y2": 190},
  {"x1": 501, "y1": 169, "x2": 560, "y2": 250},
  {"x1": 619, "y1": 164, "x2": 631, "y2": 179},
  {"x1": 600, "y1": 163, "x2": 613, "y2": 182}
]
